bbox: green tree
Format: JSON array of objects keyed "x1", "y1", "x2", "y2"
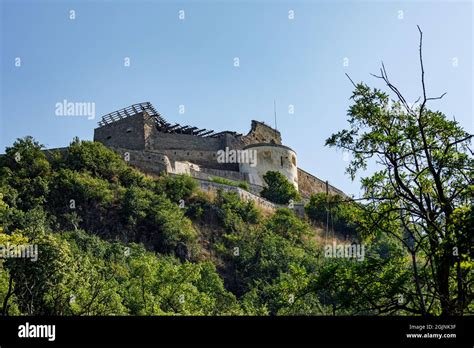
[
  {"x1": 265, "y1": 208, "x2": 311, "y2": 242},
  {"x1": 326, "y1": 27, "x2": 473, "y2": 315},
  {"x1": 215, "y1": 190, "x2": 260, "y2": 232},
  {"x1": 305, "y1": 193, "x2": 359, "y2": 238},
  {"x1": 313, "y1": 236, "x2": 411, "y2": 315},
  {"x1": 60, "y1": 138, "x2": 145, "y2": 186},
  {"x1": 261, "y1": 171, "x2": 300, "y2": 204},
  {"x1": 160, "y1": 174, "x2": 197, "y2": 203},
  {"x1": 0, "y1": 137, "x2": 51, "y2": 212},
  {"x1": 121, "y1": 185, "x2": 198, "y2": 259},
  {"x1": 4, "y1": 231, "x2": 74, "y2": 315},
  {"x1": 0, "y1": 222, "x2": 28, "y2": 315},
  {"x1": 47, "y1": 168, "x2": 119, "y2": 235}
]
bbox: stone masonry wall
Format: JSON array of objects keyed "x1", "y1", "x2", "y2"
[
  {"x1": 197, "y1": 179, "x2": 277, "y2": 210},
  {"x1": 94, "y1": 113, "x2": 146, "y2": 150},
  {"x1": 111, "y1": 147, "x2": 171, "y2": 175},
  {"x1": 297, "y1": 168, "x2": 346, "y2": 198},
  {"x1": 95, "y1": 115, "x2": 283, "y2": 169},
  {"x1": 146, "y1": 131, "x2": 222, "y2": 152},
  {"x1": 156, "y1": 149, "x2": 238, "y2": 171},
  {"x1": 241, "y1": 120, "x2": 282, "y2": 145},
  {"x1": 193, "y1": 167, "x2": 247, "y2": 182}
]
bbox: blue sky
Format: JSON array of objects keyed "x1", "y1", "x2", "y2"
[{"x1": 1, "y1": 0, "x2": 472, "y2": 196}]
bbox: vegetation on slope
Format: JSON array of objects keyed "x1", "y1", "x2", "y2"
[{"x1": 2, "y1": 136, "x2": 461, "y2": 316}]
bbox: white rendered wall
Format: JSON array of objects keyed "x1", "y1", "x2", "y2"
[{"x1": 239, "y1": 145, "x2": 298, "y2": 190}]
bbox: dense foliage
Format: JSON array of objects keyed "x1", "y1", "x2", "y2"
[
  {"x1": 305, "y1": 193, "x2": 360, "y2": 239},
  {"x1": 0, "y1": 135, "x2": 470, "y2": 316},
  {"x1": 260, "y1": 171, "x2": 300, "y2": 204},
  {"x1": 325, "y1": 40, "x2": 473, "y2": 314}
]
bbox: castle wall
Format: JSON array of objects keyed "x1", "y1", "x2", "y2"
[
  {"x1": 196, "y1": 178, "x2": 277, "y2": 210},
  {"x1": 92, "y1": 106, "x2": 347, "y2": 199},
  {"x1": 194, "y1": 178, "x2": 304, "y2": 216},
  {"x1": 219, "y1": 132, "x2": 245, "y2": 150},
  {"x1": 111, "y1": 147, "x2": 171, "y2": 175},
  {"x1": 156, "y1": 149, "x2": 239, "y2": 171},
  {"x1": 94, "y1": 113, "x2": 146, "y2": 150},
  {"x1": 94, "y1": 114, "x2": 284, "y2": 172},
  {"x1": 146, "y1": 131, "x2": 222, "y2": 152},
  {"x1": 297, "y1": 168, "x2": 346, "y2": 198},
  {"x1": 242, "y1": 120, "x2": 282, "y2": 145},
  {"x1": 194, "y1": 167, "x2": 247, "y2": 182},
  {"x1": 143, "y1": 124, "x2": 240, "y2": 170}
]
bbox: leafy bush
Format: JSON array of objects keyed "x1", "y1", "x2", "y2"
[
  {"x1": 215, "y1": 190, "x2": 260, "y2": 231},
  {"x1": 0, "y1": 227, "x2": 241, "y2": 315},
  {"x1": 161, "y1": 174, "x2": 197, "y2": 203},
  {"x1": 60, "y1": 138, "x2": 145, "y2": 186},
  {"x1": 120, "y1": 184, "x2": 198, "y2": 258},
  {"x1": 305, "y1": 193, "x2": 359, "y2": 237},
  {"x1": 0, "y1": 137, "x2": 51, "y2": 211},
  {"x1": 265, "y1": 208, "x2": 312, "y2": 242},
  {"x1": 260, "y1": 171, "x2": 300, "y2": 204},
  {"x1": 304, "y1": 193, "x2": 327, "y2": 222}
]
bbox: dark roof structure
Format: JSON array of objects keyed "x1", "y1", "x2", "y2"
[{"x1": 97, "y1": 102, "x2": 217, "y2": 137}]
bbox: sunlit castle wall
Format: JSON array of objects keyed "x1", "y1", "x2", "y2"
[{"x1": 239, "y1": 143, "x2": 298, "y2": 189}]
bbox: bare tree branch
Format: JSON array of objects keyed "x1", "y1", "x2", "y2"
[{"x1": 345, "y1": 73, "x2": 357, "y2": 88}]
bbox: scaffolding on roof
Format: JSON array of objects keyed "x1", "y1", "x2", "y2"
[{"x1": 97, "y1": 102, "x2": 216, "y2": 137}]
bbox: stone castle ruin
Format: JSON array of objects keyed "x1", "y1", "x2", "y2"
[{"x1": 93, "y1": 102, "x2": 345, "y2": 201}]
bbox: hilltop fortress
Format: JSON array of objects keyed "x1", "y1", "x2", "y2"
[{"x1": 93, "y1": 102, "x2": 345, "y2": 201}]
